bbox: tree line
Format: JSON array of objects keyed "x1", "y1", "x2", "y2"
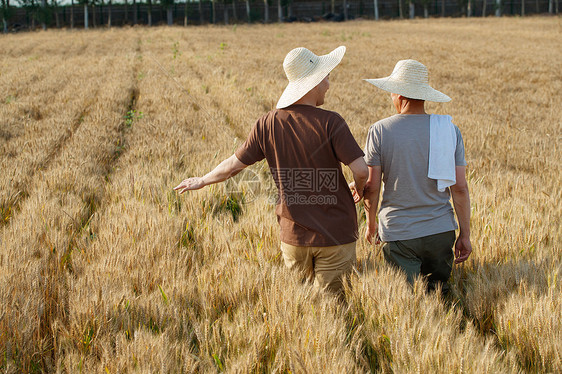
[{"x1": 1, "y1": 0, "x2": 559, "y2": 32}]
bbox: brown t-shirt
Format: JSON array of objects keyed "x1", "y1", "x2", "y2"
[{"x1": 235, "y1": 104, "x2": 364, "y2": 247}]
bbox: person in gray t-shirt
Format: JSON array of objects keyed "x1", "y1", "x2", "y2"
[{"x1": 352, "y1": 60, "x2": 473, "y2": 292}]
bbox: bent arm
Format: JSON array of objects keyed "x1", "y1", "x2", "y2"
[
  {"x1": 174, "y1": 154, "x2": 248, "y2": 194},
  {"x1": 348, "y1": 157, "x2": 369, "y2": 200},
  {"x1": 450, "y1": 166, "x2": 472, "y2": 263},
  {"x1": 363, "y1": 165, "x2": 382, "y2": 244}
]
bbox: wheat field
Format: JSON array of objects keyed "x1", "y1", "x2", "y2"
[{"x1": 0, "y1": 17, "x2": 560, "y2": 373}]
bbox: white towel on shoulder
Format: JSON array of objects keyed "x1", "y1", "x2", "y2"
[{"x1": 428, "y1": 114, "x2": 457, "y2": 192}]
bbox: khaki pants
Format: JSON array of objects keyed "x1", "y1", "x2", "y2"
[{"x1": 280, "y1": 241, "x2": 356, "y2": 295}]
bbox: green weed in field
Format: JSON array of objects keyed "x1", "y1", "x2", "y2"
[
  {"x1": 202, "y1": 193, "x2": 244, "y2": 222},
  {"x1": 82, "y1": 324, "x2": 96, "y2": 353},
  {"x1": 212, "y1": 353, "x2": 224, "y2": 371},
  {"x1": 179, "y1": 221, "x2": 196, "y2": 249},
  {"x1": 159, "y1": 285, "x2": 169, "y2": 304},
  {"x1": 124, "y1": 110, "x2": 143, "y2": 128},
  {"x1": 172, "y1": 41, "x2": 181, "y2": 59}
]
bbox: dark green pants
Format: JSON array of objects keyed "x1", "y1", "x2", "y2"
[{"x1": 382, "y1": 231, "x2": 456, "y2": 292}]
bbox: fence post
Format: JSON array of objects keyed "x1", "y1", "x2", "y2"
[{"x1": 84, "y1": 2, "x2": 88, "y2": 28}]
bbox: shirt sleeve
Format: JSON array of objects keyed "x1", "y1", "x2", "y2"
[
  {"x1": 330, "y1": 115, "x2": 365, "y2": 165},
  {"x1": 235, "y1": 118, "x2": 266, "y2": 166},
  {"x1": 364, "y1": 124, "x2": 381, "y2": 166},
  {"x1": 454, "y1": 126, "x2": 467, "y2": 166}
]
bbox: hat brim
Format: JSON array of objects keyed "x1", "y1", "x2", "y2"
[
  {"x1": 364, "y1": 77, "x2": 451, "y2": 103},
  {"x1": 276, "y1": 46, "x2": 346, "y2": 109}
]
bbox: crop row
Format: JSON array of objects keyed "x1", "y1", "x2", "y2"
[
  {"x1": 0, "y1": 33, "x2": 141, "y2": 225},
  {"x1": 0, "y1": 31, "x2": 140, "y2": 371}
]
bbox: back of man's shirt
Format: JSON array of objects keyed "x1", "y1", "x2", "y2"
[
  {"x1": 364, "y1": 114, "x2": 467, "y2": 242},
  {"x1": 236, "y1": 104, "x2": 364, "y2": 246}
]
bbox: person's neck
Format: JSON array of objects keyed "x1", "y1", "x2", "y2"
[
  {"x1": 293, "y1": 90, "x2": 319, "y2": 107},
  {"x1": 293, "y1": 97, "x2": 318, "y2": 107},
  {"x1": 397, "y1": 101, "x2": 426, "y2": 114}
]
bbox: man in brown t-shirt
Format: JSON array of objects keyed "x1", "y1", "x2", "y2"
[{"x1": 175, "y1": 46, "x2": 368, "y2": 295}]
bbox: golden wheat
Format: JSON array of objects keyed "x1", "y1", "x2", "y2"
[{"x1": 0, "y1": 17, "x2": 560, "y2": 372}]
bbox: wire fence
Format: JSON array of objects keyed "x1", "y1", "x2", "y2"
[{"x1": 1, "y1": 0, "x2": 559, "y2": 31}]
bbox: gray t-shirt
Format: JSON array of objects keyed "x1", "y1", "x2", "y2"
[{"x1": 364, "y1": 114, "x2": 467, "y2": 242}]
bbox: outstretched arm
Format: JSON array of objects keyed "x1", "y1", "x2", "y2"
[
  {"x1": 363, "y1": 166, "x2": 382, "y2": 244},
  {"x1": 174, "y1": 154, "x2": 248, "y2": 194},
  {"x1": 450, "y1": 166, "x2": 472, "y2": 264}
]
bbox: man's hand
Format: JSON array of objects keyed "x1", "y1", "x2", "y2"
[
  {"x1": 174, "y1": 177, "x2": 206, "y2": 194},
  {"x1": 174, "y1": 155, "x2": 247, "y2": 195},
  {"x1": 454, "y1": 235, "x2": 472, "y2": 264},
  {"x1": 348, "y1": 157, "x2": 368, "y2": 203},
  {"x1": 365, "y1": 225, "x2": 380, "y2": 245},
  {"x1": 451, "y1": 166, "x2": 472, "y2": 264},
  {"x1": 349, "y1": 181, "x2": 364, "y2": 203}
]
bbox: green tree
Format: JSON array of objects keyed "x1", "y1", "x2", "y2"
[
  {"x1": 408, "y1": 0, "x2": 414, "y2": 18},
  {"x1": 78, "y1": 0, "x2": 89, "y2": 28},
  {"x1": 107, "y1": 0, "x2": 112, "y2": 27},
  {"x1": 1, "y1": 0, "x2": 14, "y2": 32},
  {"x1": 17, "y1": 0, "x2": 39, "y2": 29},
  {"x1": 162, "y1": 0, "x2": 174, "y2": 25},
  {"x1": 420, "y1": 0, "x2": 430, "y2": 17},
  {"x1": 51, "y1": 0, "x2": 60, "y2": 27},
  {"x1": 92, "y1": 0, "x2": 100, "y2": 28},
  {"x1": 90, "y1": 0, "x2": 98, "y2": 27},
  {"x1": 123, "y1": 0, "x2": 128, "y2": 24},
  {"x1": 39, "y1": 0, "x2": 48, "y2": 29},
  {"x1": 397, "y1": 0, "x2": 403, "y2": 18},
  {"x1": 70, "y1": 0, "x2": 74, "y2": 28}
]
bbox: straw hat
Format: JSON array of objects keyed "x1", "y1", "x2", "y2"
[
  {"x1": 276, "y1": 46, "x2": 346, "y2": 109},
  {"x1": 364, "y1": 59, "x2": 451, "y2": 102}
]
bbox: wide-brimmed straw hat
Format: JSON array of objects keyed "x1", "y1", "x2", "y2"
[
  {"x1": 364, "y1": 59, "x2": 451, "y2": 103},
  {"x1": 276, "y1": 46, "x2": 346, "y2": 109}
]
